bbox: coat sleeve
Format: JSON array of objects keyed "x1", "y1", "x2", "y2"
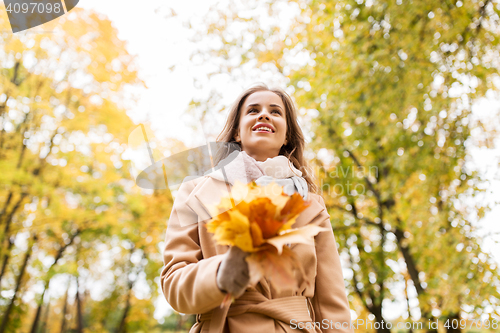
[
  {"x1": 160, "y1": 178, "x2": 227, "y2": 314},
  {"x1": 311, "y1": 194, "x2": 354, "y2": 333}
]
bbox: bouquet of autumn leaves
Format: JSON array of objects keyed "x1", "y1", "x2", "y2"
[{"x1": 206, "y1": 180, "x2": 329, "y2": 305}]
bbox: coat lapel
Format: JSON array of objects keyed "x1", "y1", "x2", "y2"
[{"x1": 183, "y1": 177, "x2": 228, "y2": 223}]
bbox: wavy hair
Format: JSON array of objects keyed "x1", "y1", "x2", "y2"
[{"x1": 214, "y1": 83, "x2": 318, "y2": 194}]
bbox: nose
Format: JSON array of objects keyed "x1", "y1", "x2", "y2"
[{"x1": 258, "y1": 110, "x2": 270, "y2": 121}]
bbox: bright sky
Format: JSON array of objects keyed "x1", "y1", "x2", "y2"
[{"x1": 76, "y1": 0, "x2": 500, "y2": 323}]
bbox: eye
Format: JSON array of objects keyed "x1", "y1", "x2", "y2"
[
  {"x1": 248, "y1": 108, "x2": 258, "y2": 113},
  {"x1": 272, "y1": 109, "x2": 281, "y2": 115}
]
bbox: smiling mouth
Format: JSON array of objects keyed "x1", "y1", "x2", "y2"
[{"x1": 252, "y1": 125, "x2": 275, "y2": 133}]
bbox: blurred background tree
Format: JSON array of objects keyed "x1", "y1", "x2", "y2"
[{"x1": 0, "y1": 8, "x2": 173, "y2": 333}]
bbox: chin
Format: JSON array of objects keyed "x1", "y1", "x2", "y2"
[
  {"x1": 249, "y1": 138, "x2": 279, "y2": 147},
  {"x1": 245, "y1": 143, "x2": 281, "y2": 154}
]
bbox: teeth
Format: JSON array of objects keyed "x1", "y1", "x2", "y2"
[{"x1": 254, "y1": 127, "x2": 272, "y2": 132}]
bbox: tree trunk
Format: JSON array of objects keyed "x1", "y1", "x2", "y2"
[
  {"x1": 371, "y1": 305, "x2": 392, "y2": 333},
  {"x1": 40, "y1": 296, "x2": 51, "y2": 333},
  {"x1": 116, "y1": 284, "x2": 133, "y2": 333},
  {"x1": 394, "y1": 225, "x2": 437, "y2": 328},
  {"x1": 404, "y1": 275, "x2": 413, "y2": 333},
  {"x1": 29, "y1": 287, "x2": 47, "y2": 333},
  {"x1": 0, "y1": 193, "x2": 29, "y2": 286},
  {"x1": 29, "y1": 231, "x2": 79, "y2": 333},
  {"x1": 0, "y1": 237, "x2": 13, "y2": 285},
  {"x1": 60, "y1": 280, "x2": 70, "y2": 333},
  {"x1": 75, "y1": 275, "x2": 83, "y2": 333},
  {"x1": 0, "y1": 191, "x2": 13, "y2": 220},
  {"x1": 0, "y1": 234, "x2": 36, "y2": 333},
  {"x1": 116, "y1": 248, "x2": 144, "y2": 333},
  {"x1": 394, "y1": 227, "x2": 424, "y2": 295},
  {"x1": 1, "y1": 193, "x2": 28, "y2": 238}
]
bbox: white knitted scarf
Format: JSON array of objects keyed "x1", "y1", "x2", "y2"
[{"x1": 204, "y1": 150, "x2": 309, "y2": 200}]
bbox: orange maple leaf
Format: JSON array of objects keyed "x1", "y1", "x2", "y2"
[
  {"x1": 279, "y1": 192, "x2": 311, "y2": 221},
  {"x1": 249, "y1": 197, "x2": 285, "y2": 239}
]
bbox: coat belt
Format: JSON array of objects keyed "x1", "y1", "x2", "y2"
[{"x1": 199, "y1": 291, "x2": 313, "y2": 333}]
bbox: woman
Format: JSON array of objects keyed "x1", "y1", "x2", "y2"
[{"x1": 161, "y1": 83, "x2": 353, "y2": 333}]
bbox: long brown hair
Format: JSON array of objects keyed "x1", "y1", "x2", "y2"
[{"x1": 215, "y1": 83, "x2": 319, "y2": 194}]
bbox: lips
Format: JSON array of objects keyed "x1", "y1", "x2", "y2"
[{"x1": 252, "y1": 123, "x2": 275, "y2": 133}]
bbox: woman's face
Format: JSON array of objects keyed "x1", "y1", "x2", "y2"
[{"x1": 234, "y1": 90, "x2": 287, "y2": 162}]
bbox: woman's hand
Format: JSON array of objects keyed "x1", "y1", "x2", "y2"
[{"x1": 216, "y1": 246, "x2": 250, "y2": 298}]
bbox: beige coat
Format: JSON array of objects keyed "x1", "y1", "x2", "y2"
[{"x1": 161, "y1": 175, "x2": 354, "y2": 333}]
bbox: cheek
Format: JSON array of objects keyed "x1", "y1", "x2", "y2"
[
  {"x1": 238, "y1": 118, "x2": 248, "y2": 136},
  {"x1": 241, "y1": 117, "x2": 252, "y2": 131},
  {"x1": 278, "y1": 120, "x2": 287, "y2": 136},
  {"x1": 239, "y1": 119, "x2": 253, "y2": 142}
]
